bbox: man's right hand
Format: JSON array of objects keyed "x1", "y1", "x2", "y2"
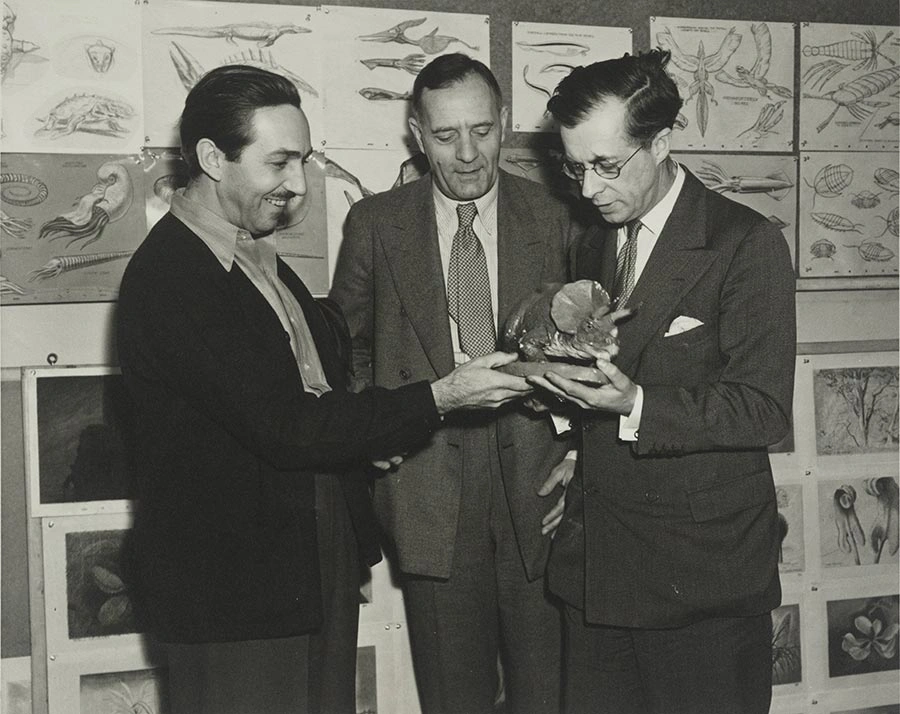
[{"x1": 431, "y1": 352, "x2": 533, "y2": 414}]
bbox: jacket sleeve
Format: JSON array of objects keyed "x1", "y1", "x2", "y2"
[{"x1": 635, "y1": 219, "x2": 796, "y2": 455}]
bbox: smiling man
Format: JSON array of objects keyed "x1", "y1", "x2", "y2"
[
  {"x1": 330, "y1": 53, "x2": 583, "y2": 714},
  {"x1": 117, "y1": 64, "x2": 534, "y2": 714}
]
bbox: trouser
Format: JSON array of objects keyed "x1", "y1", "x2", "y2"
[
  {"x1": 563, "y1": 605, "x2": 774, "y2": 714},
  {"x1": 166, "y1": 474, "x2": 361, "y2": 714},
  {"x1": 402, "y1": 425, "x2": 563, "y2": 714}
]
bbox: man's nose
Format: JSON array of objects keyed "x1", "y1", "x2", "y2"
[
  {"x1": 456, "y1": 136, "x2": 478, "y2": 163},
  {"x1": 284, "y1": 161, "x2": 308, "y2": 196},
  {"x1": 581, "y1": 170, "x2": 605, "y2": 200}
]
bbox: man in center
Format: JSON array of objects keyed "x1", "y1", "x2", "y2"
[{"x1": 330, "y1": 53, "x2": 580, "y2": 714}]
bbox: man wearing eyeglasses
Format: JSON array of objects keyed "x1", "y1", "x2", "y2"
[{"x1": 527, "y1": 50, "x2": 796, "y2": 714}]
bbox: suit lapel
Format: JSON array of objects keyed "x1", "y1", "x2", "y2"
[
  {"x1": 380, "y1": 178, "x2": 456, "y2": 376},
  {"x1": 615, "y1": 171, "x2": 717, "y2": 375},
  {"x1": 497, "y1": 172, "x2": 545, "y2": 327}
]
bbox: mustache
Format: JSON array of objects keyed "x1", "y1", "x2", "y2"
[{"x1": 266, "y1": 192, "x2": 296, "y2": 201}]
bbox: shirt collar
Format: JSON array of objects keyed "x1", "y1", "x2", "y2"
[
  {"x1": 634, "y1": 161, "x2": 685, "y2": 238},
  {"x1": 170, "y1": 188, "x2": 278, "y2": 273},
  {"x1": 432, "y1": 177, "x2": 499, "y2": 234}
]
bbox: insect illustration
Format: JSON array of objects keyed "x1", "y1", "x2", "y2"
[
  {"x1": 875, "y1": 206, "x2": 899, "y2": 238},
  {"x1": 358, "y1": 18, "x2": 478, "y2": 55},
  {"x1": 810, "y1": 238, "x2": 837, "y2": 259},
  {"x1": 657, "y1": 26, "x2": 743, "y2": 137},
  {"x1": 810, "y1": 212, "x2": 864, "y2": 233},
  {"x1": 802, "y1": 65, "x2": 900, "y2": 133},
  {"x1": 27, "y1": 250, "x2": 134, "y2": 281},
  {"x1": 874, "y1": 168, "x2": 899, "y2": 194},
  {"x1": 803, "y1": 30, "x2": 896, "y2": 73},
  {"x1": 152, "y1": 21, "x2": 311, "y2": 48},
  {"x1": 850, "y1": 190, "x2": 882, "y2": 209},
  {"x1": 1, "y1": 172, "x2": 48, "y2": 205},
  {"x1": 360, "y1": 53, "x2": 425, "y2": 76},
  {"x1": 804, "y1": 163, "x2": 854, "y2": 206},
  {"x1": 695, "y1": 161, "x2": 793, "y2": 200},
  {"x1": 0, "y1": 208, "x2": 30, "y2": 238},
  {"x1": 515, "y1": 40, "x2": 589, "y2": 57},
  {"x1": 358, "y1": 87, "x2": 411, "y2": 101},
  {"x1": 736, "y1": 100, "x2": 786, "y2": 143},
  {"x1": 34, "y1": 93, "x2": 134, "y2": 140},
  {"x1": 842, "y1": 241, "x2": 896, "y2": 262},
  {"x1": 38, "y1": 161, "x2": 134, "y2": 249},
  {"x1": 715, "y1": 23, "x2": 792, "y2": 99},
  {"x1": 168, "y1": 42, "x2": 318, "y2": 97}
]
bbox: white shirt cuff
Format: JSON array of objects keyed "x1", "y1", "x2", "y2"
[
  {"x1": 551, "y1": 413, "x2": 572, "y2": 434},
  {"x1": 618, "y1": 385, "x2": 643, "y2": 441}
]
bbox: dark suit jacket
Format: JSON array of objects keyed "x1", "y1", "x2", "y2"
[
  {"x1": 329, "y1": 170, "x2": 580, "y2": 581},
  {"x1": 548, "y1": 168, "x2": 796, "y2": 628},
  {"x1": 117, "y1": 213, "x2": 441, "y2": 643}
]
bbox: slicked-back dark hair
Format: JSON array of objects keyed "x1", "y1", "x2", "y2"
[
  {"x1": 180, "y1": 64, "x2": 301, "y2": 179},
  {"x1": 411, "y1": 53, "x2": 503, "y2": 117},
  {"x1": 547, "y1": 50, "x2": 683, "y2": 144}
]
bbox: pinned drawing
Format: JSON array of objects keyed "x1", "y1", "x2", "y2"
[
  {"x1": 152, "y1": 20, "x2": 311, "y2": 47},
  {"x1": 357, "y1": 17, "x2": 478, "y2": 55},
  {"x1": 1, "y1": 1, "x2": 40, "y2": 81},
  {"x1": 810, "y1": 212, "x2": 864, "y2": 233},
  {"x1": 736, "y1": 100, "x2": 787, "y2": 144},
  {"x1": 1, "y1": 172, "x2": 48, "y2": 205},
  {"x1": 168, "y1": 41, "x2": 317, "y2": 97},
  {"x1": 774, "y1": 484, "x2": 805, "y2": 573},
  {"x1": 27, "y1": 250, "x2": 133, "y2": 281},
  {"x1": 827, "y1": 594, "x2": 899, "y2": 678},
  {"x1": 38, "y1": 161, "x2": 133, "y2": 249},
  {"x1": 800, "y1": 23, "x2": 900, "y2": 150},
  {"x1": 805, "y1": 163, "x2": 854, "y2": 205},
  {"x1": 695, "y1": 160, "x2": 794, "y2": 200},
  {"x1": 820, "y1": 477, "x2": 899, "y2": 568},
  {"x1": 514, "y1": 40, "x2": 589, "y2": 56},
  {"x1": 80, "y1": 669, "x2": 169, "y2": 714},
  {"x1": 360, "y1": 53, "x2": 425, "y2": 75},
  {"x1": 34, "y1": 93, "x2": 135, "y2": 140},
  {"x1": 771, "y1": 604, "x2": 802, "y2": 685},
  {"x1": 714, "y1": 23, "x2": 792, "y2": 99},
  {"x1": 84, "y1": 38, "x2": 115, "y2": 74},
  {"x1": 358, "y1": 87, "x2": 411, "y2": 101},
  {"x1": 522, "y1": 65, "x2": 552, "y2": 99}
]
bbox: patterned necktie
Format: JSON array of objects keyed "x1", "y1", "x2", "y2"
[
  {"x1": 447, "y1": 202, "x2": 496, "y2": 357},
  {"x1": 612, "y1": 219, "x2": 641, "y2": 308}
]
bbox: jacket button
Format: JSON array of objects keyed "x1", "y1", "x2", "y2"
[
  {"x1": 399, "y1": 369, "x2": 411, "y2": 380},
  {"x1": 583, "y1": 420, "x2": 594, "y2": 432},
  {"x1": 645, "y1": 489, "x2": 659, "y2": 503}
]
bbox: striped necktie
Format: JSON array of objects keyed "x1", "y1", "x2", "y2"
[
  {"x1": 612, "y1": 220, "x2": 641, "y2": 308},
  {"x1": 446, "y1": 202, "x2": 496, "y2": 357}
]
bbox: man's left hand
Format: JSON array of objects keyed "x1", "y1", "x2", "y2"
[{"x1": 526, "y1": 358, "x2": 638, "y2": 415}]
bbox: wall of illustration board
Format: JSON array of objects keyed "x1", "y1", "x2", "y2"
[{"x1": 1, "y1": 0, "x2": 898, "y2": 712}]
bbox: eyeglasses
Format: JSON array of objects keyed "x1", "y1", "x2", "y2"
[{"x1": 561, "y1": 144, "x2": 645, "y2": 182}]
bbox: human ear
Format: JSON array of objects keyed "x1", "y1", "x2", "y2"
[
  {"x1": 651, "y1": 128, "x2": 672, "y2": 166},
  {"x1": 408, "y1": 116, "x2": 425, "y2": 154},
  {"x1": 196, "y1": 138, "x2": 225, "y2": 181}
]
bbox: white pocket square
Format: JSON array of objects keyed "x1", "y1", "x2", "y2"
[{"x1": 664, "y1": 315, "x2": 704, "y2": 337}]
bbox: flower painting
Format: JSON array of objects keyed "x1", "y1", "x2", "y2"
[{"x1": 828, "y1": 594, "x2": 900, "y2": 678}]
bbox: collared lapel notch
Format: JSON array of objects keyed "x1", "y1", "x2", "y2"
[
  {"x1": 614, "y1": 171, "x2": 718, "y2": 375},
  {"x1": 379, "y1": 178, "x2": 456, "y2": 376}
]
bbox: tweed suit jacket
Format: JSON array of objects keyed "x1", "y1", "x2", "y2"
[
  {"x1": 330, "y1": 170, "x2": 581, "y2": 580},
  {"x1": 117, "y1": 213, "x2": 441, "y2": 643},
  {"x1": 547, "y1": 168, "x2": 797, "y2": 628}
]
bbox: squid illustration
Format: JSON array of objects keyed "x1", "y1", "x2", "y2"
[
  {"x1": 38, "y1": 161, "x2": 133, "y2": 250},
  {"x1": 833, "y1": 484, "x2": 865, "y2": 565}
]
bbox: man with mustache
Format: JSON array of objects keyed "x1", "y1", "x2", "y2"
[
  {"x1": 117, "y1": 64, "x2": 532, "y2": 714},
  {"x1": 528, "y1": 50, "x2": 796, "y2": 714},
  {"x1": 330, "y1": 53, "x2": 582, "y2": 714}
]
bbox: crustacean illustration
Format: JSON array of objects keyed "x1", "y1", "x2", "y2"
[
  {"x1": 358, "y1": 18, "x2": 478, "y2": 55},
  {"x1": 1, "y1": 172, "x2": 48, "y2": 205},
  {"x1": 358, "y1": 87, "x2": 411, "y2": 101},
  {"x1": 152, "y1": 21, "x2": 310, "y2": 48},
  {"x1": 802, "y1": 30, "x2": 896, "y2": 91},
  {"x1": 695, "y1": 161, "x2": 793, "y2": 200},
  {"x1": 85, "y1": 38, "x2": 115, "y2": 73},
  {"x1": 715, "y1": 23, "x2": 793, "y2": 99},
  {"x1": 810, "y1": 238, "x2": 837, "y2": 259},
  {"x1": 876, "y1": 206, "x2": 899, "y2": 238},
  {"x1": 168, "y1": 41, "x2": 318, "y2": 97},
  {"x1": 38, "y1": 161, "x2": 133, "y2": 249},
  {"x1": 864, "y1": 477, "x2": 899, "y2": 564},
  {"x1": 842, "y1": 240, "x2": 896, "y2": 262},
  {"x1": 810, "y1": 212, "x2": 864, "y2": 233},
  {"x1": 833, "y1": 484, "x2": 865, "y2": 565},
  {"x1": 874, "y1": 168, "x2": 899, "y2": 194},
  {"x1": 34, "y1": 93, "x2": 135, "y2": 140},
  {"x1": 802, "y1": 65, "x2": 900, "y2": 134},
  {"x1": 736, "y1": 100, "x2": 786, "y2": 143},
  {"x1": 515, "y1": 41, "x2": 589, "y2": 57},
  {"x1": 850, "y1": 190, "x2": 882, "y2": 209},
  {"x1": 657, "y1": 26, "x2": 742, "y2": 137},
  {"x1": 1, "y1": 2, "x2": 39, "y2": 81},
  {"x1": 0, "y1": 209, "x2": 30, "y2": 238},
  {"x1": 360, "y1": 53, "x2": 425, "y2": 76},
  {"x1": 27, "y1": 250, "x2": 133, "y2": 281},
  {"x1": 804, "y1": 163, "x2": 854, "y2": 206}
]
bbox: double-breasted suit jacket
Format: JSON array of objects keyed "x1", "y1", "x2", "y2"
[
  {"x1": 547, "y1": 168, "x2": 797, "y2": 628},
  {"x1": 330, "y1": 170, "x2": 581, "y2": 580}
]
